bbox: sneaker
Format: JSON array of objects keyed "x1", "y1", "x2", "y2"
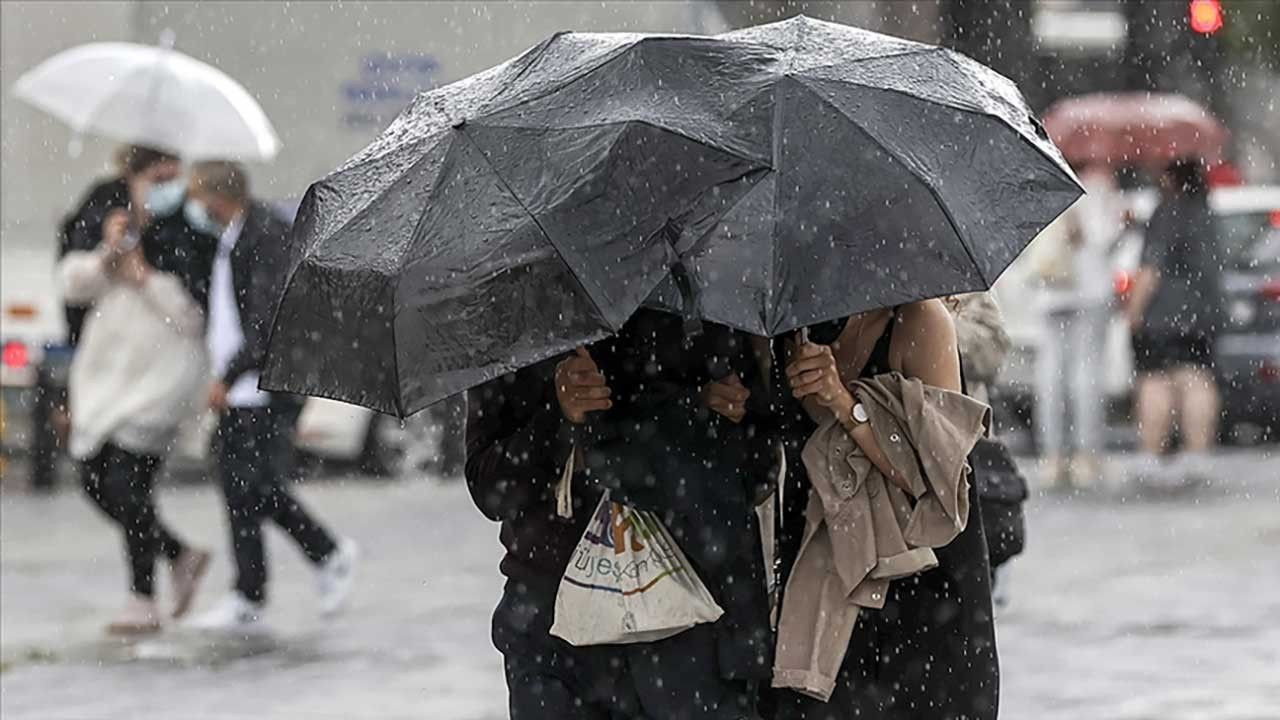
[
  {"x1": 169, "y1": 548, "x2": 211, "y2": 619},
  {"x1": 316, "y1": 538, "x2": 358, "y2": 617},
  {"x1": 106, "y1": 594, "x2": 163, "y2": 636},
  {"x1": 189, "y1": 592, "x2": 264, "y2": 631}
]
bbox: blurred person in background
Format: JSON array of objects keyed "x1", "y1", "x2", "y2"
[
  {"x1": 1031, "y1": 162, "x2": 1127, "y2": 489},
  {"x1": 947, "y1": 292, "x2": 1026, "y2": 609},
  {"x1": 184, "y1": 161, "x2": 358, "y2": 631},
  {"x1": 47, "y1": 147, "x2": 210, "y2": 461},
  {"x1": 57, "y1": 147, "x2": 217, "y2": 634},
  {"x1": 1125, "y1": 158, "x2": 1224, "y2": 485}
]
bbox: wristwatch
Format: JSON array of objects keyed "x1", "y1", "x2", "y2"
[{"x1": 850, "y1": 401, "x2": 869, "y2": 426}]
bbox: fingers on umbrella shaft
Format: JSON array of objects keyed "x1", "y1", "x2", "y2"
[
  {"x1": 567, "y1": 370, "x2": 607, "y2": 386},
  {"x1": 792, "y1": 379, "x2": 831, "y2": 397},
  {"x1": 570, "y1": 386, "x2": 611, "y2": 401},
  {"x1": 786, "y1": 355, "x2": 835, "y2": 379}
]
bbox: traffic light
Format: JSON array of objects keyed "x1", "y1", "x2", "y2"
[{"x1": 1188, "y1": 0, "x2": 1224, "y2": 35}]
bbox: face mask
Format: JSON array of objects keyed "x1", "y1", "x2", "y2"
[
  {"x1": 184, "y1": 199, "x2": 223, "y2": 236},
  {"x1": 145, "y1": 178, "x2": 186, "y2": 217}
]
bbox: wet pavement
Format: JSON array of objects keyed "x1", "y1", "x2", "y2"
[{"x1": 2, "y1": 449, "x2": 1277, "y2": 720}]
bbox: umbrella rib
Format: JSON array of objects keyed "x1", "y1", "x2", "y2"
[
  {"x1": 795, "y1": 45, "x2": 941, "y2": 80},
  {"x1": 471, "y1": 40, "x2": 640, "y2": 126},
  {"x1": 797, "y1": 81, "x2": 988, "y2": 287},
  {"x1": 767, "y1": 80, "x2": 785, "y2": 334},
  {"x1": 484, "y1": 31, "x2": 564, "y2": 108},
  {"x1": 806, "y1": 65, "x2": 1046, "y2": 157},
  {"x1": 388, "y1": 276, "x2": 405, "y2": 418},
  {"x1": 453, "y1": 128, "x2": 615, "y2": 331}
]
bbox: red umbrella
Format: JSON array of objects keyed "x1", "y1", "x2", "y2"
[{"x1": 1042, "y1": 92, "x2": 1227, "y2": 171}]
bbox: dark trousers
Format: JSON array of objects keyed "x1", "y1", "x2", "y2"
[
  {"x1": 217, "y1": 405, "x2": 336, "y2": 603},
  {"x1": 81, "y1": 443, "x2": 185, "y2": 596}
]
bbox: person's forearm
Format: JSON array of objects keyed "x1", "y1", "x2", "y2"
[
  {"x1": 838, "y1": 409, "x2": 911, "y2": 493},
  {"x1": 1127, "y1": 267, "x2": 1159, "y2": 325}
]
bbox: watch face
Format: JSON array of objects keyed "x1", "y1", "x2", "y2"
[{"x1": 852, "y1": 403, "x2": 868, "y2": 423}]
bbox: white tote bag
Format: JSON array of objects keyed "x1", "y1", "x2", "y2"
[{"x1": 549, "y1": 451, "x2": 723, "y2": 645}]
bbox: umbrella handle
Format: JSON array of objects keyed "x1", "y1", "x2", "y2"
[{"x1": 796, "y1": 327, "x2": 810, "y2": 345}]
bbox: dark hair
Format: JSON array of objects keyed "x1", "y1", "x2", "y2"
[
  {"x1": 1165, "y1": 157, "x2": 1208, "y2": 197},
  {"x1": 119, "y1": 145, "x2": 179, "y2": 177},
  {"x1": 190, "y1": 160, "x2": 250, "y2": 203}
]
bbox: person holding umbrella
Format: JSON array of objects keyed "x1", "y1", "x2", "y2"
[
  {"x1": 765, "y1": 300, "x2": 998, "y2": 719},
  {"x1": 257, "y1": 17, "x2": 1079, "y2": 716},
  {"x1": 467, "y1": 308, "x2": 775, "y2": 720},
  {"x1": 183, "y1": 161, "x2": 358, "y2": 631},
  {"x1": 57, "y1": 147, "x2": 217, "y2": 635}
]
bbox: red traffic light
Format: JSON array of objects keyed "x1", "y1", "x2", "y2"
[{"x1": 1189, "y1": 0, "x2": 1224, "y2": 34}]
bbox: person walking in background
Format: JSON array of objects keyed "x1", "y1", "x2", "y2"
[
  {"x1": 1125, "y1": 158, "x2": 1224, "y2": 486},
  {"x1": 184, "y1": 161, "x2": 358, "y2": 631},
  {"x1": 58, "y1": 151, "x2": 216, "y2": 633},
  {"x1": 46, "y1": 147, "x2": 207, "y2": 479},
  {"x1": 1031, "y1": 162, "x2": 1127, "y2": 489}
]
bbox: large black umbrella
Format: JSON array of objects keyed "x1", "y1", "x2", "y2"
[
  {"x1": 263, "y1": 16, "x2": 1080, "y2": 416},
  {"x1": 643, "y1": 18, "x2": 1082, "y2": 334}
]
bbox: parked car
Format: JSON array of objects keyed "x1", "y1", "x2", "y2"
[{"x1": 992, "y1": 185, "x2": 1280, "y2": 446}]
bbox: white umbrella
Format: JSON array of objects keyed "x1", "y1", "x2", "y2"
[{"x1": 11, "y1": 34, "x2": 280, "y2": 161}]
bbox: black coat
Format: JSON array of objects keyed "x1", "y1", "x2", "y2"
[
  {"x1": 465, "y1": 310, "x2": 777, "y2": 684},
  {"x1": 58, "y1": 178, "x2": 128, "y2": 345},
  {"x1": 577, "y1": 310, "x2": 776, "y2": 680},
  {"x1": 221, "y1": 202, "x2": 292, "y2": 388}
]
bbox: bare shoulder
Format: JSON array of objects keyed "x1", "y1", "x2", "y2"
[
  {"x1": 898, "y1": 299, "x2": 957, "y2": 340},
  {"x1": 891, "y1": 299, "x2": 961, "y2": 389}
]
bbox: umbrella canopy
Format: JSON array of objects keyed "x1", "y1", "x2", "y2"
[
  {"x1": 1041, "y1": 92, "x2": 1227, "y2": 172},
  {"x1": 12, "y1": 38, "x2": 280, "y2": 161},
  {"x1": 643, "y1": 17, "x2": 1082, "y2": 334},
  {"x1": 263, "y1": 16, "x2": 1080, "y2": 416}
]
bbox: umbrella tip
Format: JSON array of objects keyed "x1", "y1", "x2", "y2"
[{"x1": 158, "y1": 28, "x2": 177, "y2": 49}]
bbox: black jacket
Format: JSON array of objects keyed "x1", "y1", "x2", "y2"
[
  {"x1": 221, "y1": 202, "x2": 292, "y2": 387},
  {"x1": 59, "y1": 178, "x2": 129, "y2": 345},
  {"x1": 465, "y1": 310, "x2": 776, "y2": 682},
  {"x1": 1139, "y1": 193, "x2": 1225, "y2": 338},
  {"x1": 58, "y1": 178, "x2": 217, "y2": 344},
  {"x1": 465, "y1": 358, "x2": 592, "y2": 586}
]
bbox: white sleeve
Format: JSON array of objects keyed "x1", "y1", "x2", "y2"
[
  {"x1": 139, "y1": 272, "x2": 205, "y2": 338},
  {"x1": 58, "y1": 250, "x2": 111, "y2": 305}
]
